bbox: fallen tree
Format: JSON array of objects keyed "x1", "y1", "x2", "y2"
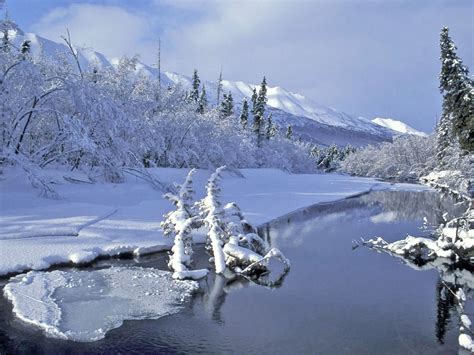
[{"x1": 162, "y1": 167, "x2": 290, "y2": 285}]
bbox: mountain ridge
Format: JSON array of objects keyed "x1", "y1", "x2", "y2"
[{"x1": 5, "y1": 26, "x2": 426, "y2": 146}]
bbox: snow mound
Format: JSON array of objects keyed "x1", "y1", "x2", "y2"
[
  {"x1": 372, "y1": 117, "x2": 427, "y2": 136},
  {"x1": 4, "y1": 267, "x2": 198, "y2": 342}
]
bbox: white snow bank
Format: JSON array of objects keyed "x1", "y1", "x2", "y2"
[
  {"x1": 4, "y1": 267, "x2": 198, "y2": 342},
  {"x1": 0, "y1": 167, "x2": 427, "y2": 275}
]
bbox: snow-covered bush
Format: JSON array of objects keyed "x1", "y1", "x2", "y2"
[
  {"x1": 340, "y1": 135, "x2": 437, "y2": 181},
  {"x1": 0, "y1": 28, "x2": 315, "y2": 196}
]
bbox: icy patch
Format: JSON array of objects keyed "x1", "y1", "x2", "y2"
[{"x1": 4, "y1": 267, "x2": 198, "y2": 342}]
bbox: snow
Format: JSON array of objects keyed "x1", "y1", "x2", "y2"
[
  {"x1": 461, "y1": 314, "x2": 472, "y2": 328},
  {"x1": 372, "y1": 117, "x2": 427, "y2": 136},
  {"x1": 365, "y1": 235, "x2": 454, "y2": 259},
  {"x1": 0, "y1": 167, "x2": 427, "y2": 276},
  {"x1": 458, "y1": 334, "x2": 474, "y2": 352},
  {"x1": 4, "y1": 267, "x2": 198, "y2": 342},
  {"x1": 7, "y1": 28, "x2": 404, "y2": 142}
]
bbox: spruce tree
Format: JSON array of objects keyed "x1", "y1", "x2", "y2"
[
  {"x1": 256, "y1": 76, "x2": 268, "y2": 117},
  {"x1": 266, "y1": 113, "x2": 276, "y2": 140},
  {"x1": 239, "y1": 98, "x2": 249, "y2": 129},
  {"x1": 286, "y1": 125, "x2": 293, "y2": 139},
  {"x1": 220, "y1": 92, "x2": 234, "y2": 118},
  {"x1": 216, "y1": 69, "x2": 223, "y2": 105},
  {"x1": 251, "y1": 88, "x2": 258, "y2": 116},
  {"x1": 437, "y1": 27, "x2": 474, "y2": 161},
  {"x1": 20, "y1": 40, "x2": 31, "y2": 59},
  {"x1": 197, "y1": 84, "x2": 208, "y2": 114},
  {"x1": 253, "y1": 77, "x2": 268, "y2": 147},
  {"x1": 190, "y1": 69, "x2": 200, "y2": 102},
  {"x1": 1, "y1": 28, "x2": 9, "y2": 53}
]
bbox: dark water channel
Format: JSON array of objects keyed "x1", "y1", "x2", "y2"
[{"x1": 0, "y1": 190, "x2": 471, "y2": 354}]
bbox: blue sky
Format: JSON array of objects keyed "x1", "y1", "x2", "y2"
[{"x1": 2, "y1": 0, "x2": 473, "y2": 132}]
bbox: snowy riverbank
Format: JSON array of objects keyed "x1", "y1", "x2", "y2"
[{"x1": 0, "y1": 167, "x2": 428, "y2": 276}]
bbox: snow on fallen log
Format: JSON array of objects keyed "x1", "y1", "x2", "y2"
[
  {"x1": 364, "y1": 235, "x2": 453, "y2": 261},
  {"x1": 242, "y1": 248, "x2": 291, "y2": 276},
  {"x1": 223, "y1": 237, "x2": 264, "y2": 266},
  {"x1": 163, "y1": 166, "x2": 290, "y2": 282}
]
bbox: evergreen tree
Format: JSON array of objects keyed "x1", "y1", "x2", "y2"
[
  {"x1": 227, "y1": 92, "x2": 234, "y2": 116},
  {"x1": 220, "y1": 92, "x2": 234, "y2": 118},
  {"x1": 239, "y1": 98, "x2": 249, "y2": 129},
  {"x1": 197, "y1": 84, "x2": 208, "y2": 114},
  {"x1": 20, "y1": 40, "x2": 30, "y2": 59},
  {"x1": 189, "y1": 69, "x2": 200, "y2": 102},
  {"x1": 437, "y1": 27, "x2": 474, "y2": 161},
  {"x1": 266, "y1": 113, "x2": 276, "y2": 139},
  {"x1": 286, "y1": 125, "x2": 293, "y2": 139},
  {"x1": 157, "y1": 38, "x2": 161, "y2": 100},
  {"x1": 216, "y1": 69, "x2": 223, "y2": 105},
  {"x1": 253, "y1": 77, "x2": 268, "y2": 147},
  {"x1": 1, "y1": 28, "x2": 9, "y2": 53},
  {"x1": 256, "y1": 76, "x2": 268, "y2": 117},
  {"x1": 251, "y1": 87, "x2": 258, "y2": 116}
]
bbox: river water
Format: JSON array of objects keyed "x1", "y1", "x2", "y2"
[{"x1": 0, "y1": 190, "x2": 470, "y2": 354}]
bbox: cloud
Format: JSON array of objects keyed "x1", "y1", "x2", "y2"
[
  {"x1": 160, "y1": 0, "x2": 473, "y2": 131},
  {"x1": 32, "y1": 3, "x2": 156, "y2": 61},
  {"x1": 31, "y1": 0, "x2": 473, "y2": 132}
]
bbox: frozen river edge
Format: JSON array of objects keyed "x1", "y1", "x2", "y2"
[{"x1": 0, "y1": 167, "x2": 429, "y2": 277}]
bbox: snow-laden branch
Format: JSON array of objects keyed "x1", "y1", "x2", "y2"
[
  {"x1": 161, "y1": 169, "x2": 208, "y2": 280},
  {"x1": 162, "y1": 167, "x2": 291, "y2": 284}
]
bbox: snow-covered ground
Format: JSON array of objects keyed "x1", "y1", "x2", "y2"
[{"x1": 0, "y1": 167, "x2": 428, "y2": 276}]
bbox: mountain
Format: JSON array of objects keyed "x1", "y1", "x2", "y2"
[
  {"x1": 372, "y1": 118, "x2": 427, "y2": 137},
  {"x1": 5, "y1": 26, "x2": 417, "y2": 147}
]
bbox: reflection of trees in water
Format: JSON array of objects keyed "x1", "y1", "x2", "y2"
[
  {"x1": 199, "y1": 272, "x2": 251, "y2": 324},
  {"x1": 436, "y1": 278, "x2": 457, "y2": 344},
  {"x1": 196, "y1": 223, "x2": 289, "y2": 324},
  {"x1": 360, "y1": 191, "x2": 467, "y2": 226},
  {"x1": 259, "y1": 190, "x2": 466, "y2": 250},
  {"x1": 372, "y1": 248, "x2": 474, "y2": 350}
]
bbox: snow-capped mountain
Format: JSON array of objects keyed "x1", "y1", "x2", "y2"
[
  {"x1": 6, "y1": 26, "x2": 418, "y2": 146},
  {"x1": 371, "y1": 118, "x2": 427, "y2": 137}
]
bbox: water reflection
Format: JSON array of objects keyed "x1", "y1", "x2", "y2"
[{"x1": 436, "y1": 278, "x2": 456, "y2": 344}]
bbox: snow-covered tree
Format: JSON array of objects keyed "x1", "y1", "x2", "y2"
[
  {"x1": 195, "y1": 167, "x2": 289, "y2": 281},
  {"x1": 341, "y1": 135, "x2": 437, "y2": 181},
  {"x1": 162, "y1": 169, "x2": 208, "y2": 280},
  {"x1": 253, "y1": 77, "x2": 267, "y2": 147},
  {"x1": 197, "y1": 84, "x2": 207, "y2": 114},
  {"x1": 0, "y1": 21, "x2": 316, "y2": 196},
  {"x1": 265, "y1": 113, "x2": 277, "y2": 140},
  {"x1": 220, "y1": 91, "x2": 234, "y2": 118},
  {"x1": 286, "y1": 125, "x2": 293, "y2": 139},
  {"x1": 189, "y1": 69, "x2": 200, "y2": 102},
  {"x1": 251, "y1": 87, "x2": 258, "y2": 115},
  {"x1": 216, "y1": 68, "x2": 223, "y2": 105},
  {"x1": 239, "y1": 98, "x2": 249, "y2": 129},
  {"x1": 438, "y1": 27, "x2": 473, "y2": 156}
]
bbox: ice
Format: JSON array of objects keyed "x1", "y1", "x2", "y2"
[{"x1": 4, "y1": 267, "x2": 199, "y2": 342}]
